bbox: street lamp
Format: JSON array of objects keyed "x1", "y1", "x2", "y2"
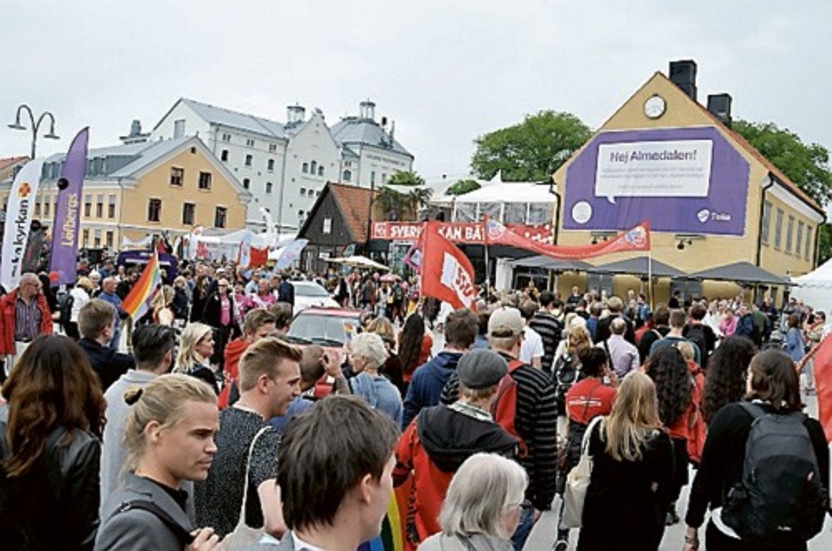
[{"x1": 8, "y1": 104, "x2": 60, "y2": 159}]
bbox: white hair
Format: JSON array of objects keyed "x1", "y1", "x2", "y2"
[
  {"x1": 350, "y1": 332, "x2": 388, "y2": 369},
  {"x1": 439, "y1": 453, "x2": 528, "y2": 539}
]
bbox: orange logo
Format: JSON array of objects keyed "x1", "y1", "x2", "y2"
[{"x1": 17, "y1": 183, "x2": 31, "y2": 198}]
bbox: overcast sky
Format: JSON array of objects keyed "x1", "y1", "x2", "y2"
[{"x1": 2, "y1": 1, "x2": 830, "y2": 186}]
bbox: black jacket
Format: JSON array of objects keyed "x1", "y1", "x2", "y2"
[
  {"x1": 595, "y1": 313, "x2": 636, "y2": 345},
  {"x1": 201, "y1": 290, "x2": 237, "y2": 329},
  {"x1": 78, "y1": 338, "x2": 135, "y2": 391},
  {"x1": 0, "y1": 405, "x2": 101, "y2": 551}
]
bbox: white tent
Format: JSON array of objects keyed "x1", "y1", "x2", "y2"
[{"x1": 792, "y1": 259, "x2": 832, "y2": 314}]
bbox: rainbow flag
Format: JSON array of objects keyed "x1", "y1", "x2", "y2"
[
  {"x1": 357, "y1": 493, "x2": 403, "y2": 551},
  {"x1": 122, "y1": 252, "x2": 162, "y2": 319}
]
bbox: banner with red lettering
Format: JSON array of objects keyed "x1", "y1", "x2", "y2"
[
  {"x1": 371, "y1": 221, "x2": 553, "y2": 244},
  {"x1": 419, "y1": 222, "x2": 477, "y2": 310},
  {"x1": 484, "y1": 218, "x2": 650, "y2": 260}
]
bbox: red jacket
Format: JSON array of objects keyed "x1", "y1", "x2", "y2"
[{"x1": 0, "y1": 289, "x2": 53, "y2": 355}]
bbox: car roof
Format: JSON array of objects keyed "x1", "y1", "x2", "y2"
[{"x1": 296, "y1": 307, "x2": 362, "y2": 318}]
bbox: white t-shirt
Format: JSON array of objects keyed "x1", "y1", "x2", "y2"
[{"x1": 520, "y1": 326, "x2": 544, "y2": 364}]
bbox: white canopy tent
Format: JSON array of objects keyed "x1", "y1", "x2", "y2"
[{"x1": 792, "y1": 259, "x2": 832, "y2": 314}]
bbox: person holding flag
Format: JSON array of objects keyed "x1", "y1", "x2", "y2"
[{"x1": 120, "y1": 252, "x2": 163, "y2": 323}]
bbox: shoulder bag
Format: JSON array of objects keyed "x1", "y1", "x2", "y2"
[
  {"x1": 561, "y1": 415, "x2": 603, "y2": 529},
  {"x1": 221, "y1": 425, "x2": 273, "y2": 550}
]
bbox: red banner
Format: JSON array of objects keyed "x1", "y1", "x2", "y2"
[
  {"x1": 371, "y1": 221, "x2": 553, "y2": 244},
  {"x1": 419, "y1": 222, "x2": 477, "y2": 310},
  {"x1": 484, "y1": 218, "x2": 650, "y2": 259},
  {"x1": 812, "y1": 334, "x2": 832, "y2": 442}
]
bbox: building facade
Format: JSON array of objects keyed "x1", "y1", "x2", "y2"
[{"x1": 152, "y1": 98, "x2": 413, "y2": 231}]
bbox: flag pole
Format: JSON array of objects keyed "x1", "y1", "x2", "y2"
[
  {"x1": 483, "y1": 218, "x2": 491, "y2": 296},
  {"x1": 648, "y1": 245, "x2": 654, "y2": 311}
]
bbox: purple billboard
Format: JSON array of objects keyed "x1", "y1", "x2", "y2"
[{"x1": 564, "y1": 127, "x2": 750, "y2": 235}]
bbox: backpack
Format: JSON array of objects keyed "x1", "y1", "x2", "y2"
[
  {"x1": 684, "y1": 324, "x2": 707, "y2": 363},
  {"x1": 490, "y1": 359, "x2": 528, "y2": 458},
  {"x1": 722, "y1": 402, "x2": 826, "y2": 546},
  {"x1": 554, "y1": 352, "x2": 579, "y2": 416},
  {"x1": 58, "y1": 293, "x2": 74, "y2": 327}
]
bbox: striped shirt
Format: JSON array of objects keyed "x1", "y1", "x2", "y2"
[
  {"x1": 441, "y1": 353, "x2": 558, "y2": 511},
  {"x1": 528, "y1": 311, "x2": 562, "y2": 374},
  {"x1": 14, "y1": 296, "x2": 42, "y2": 342}
]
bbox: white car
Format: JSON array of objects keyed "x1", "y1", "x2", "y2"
[{"x1": 291, "y1": 281, "x2": 339, "y2": 314}]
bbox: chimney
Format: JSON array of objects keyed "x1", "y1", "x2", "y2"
[
  {"x1": 130, "y1": 120, "x2": 142, "y2": 136},
  {"x1": 359, "y1": 100, "x2": 376, "y2": 121},
  {"x1": 669, "y1": 60, "x2": 697, "y2": 101},
  {"x1": 120, "y1": 119, "x2": 149, "y2": 144},
  {"x1": 707, "y1": 94, "x2": 733, "y2": 128},
  {"x1": 286, "y1": 105, "x2": 306, "y2": 126}
]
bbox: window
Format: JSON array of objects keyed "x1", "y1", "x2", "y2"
[
  {"x1": 246, "y1": 138, "x2": 255, "y2": 148},
  {"x1": 269, "y1": 143, "x2": 277, "y2": 153},
  {"x1": 267, "y1": 159, "x2": 275, "y2": 171},
  {"x1": 371, "y1": 171, "x2": 376, "y2": 185},
  {"x1": 84, "y1": 194, "x2": 92, "y2": 217},
  {"x1": 173, "y1": 119, "x2": 185, "y2": 139},
  {"x1": 222, "y1": 133, "x2": 232, "y2": 142},
  {"x1": 170, "y1": 167, "x2": 184, "y2": 186},
  {"x1": 322, "y1": 217, "x2": 332, "y2": 234},
  {"x1": 300, "y1": 187, "x2": 306, "y2": 195},
  {"x1": 761, "y1": 201, "x2": 771, "y2": 243},
  {"x1": 183, "y1": 203, "x2": 195, "y2": 225},
  {"x1": 318, "y1": 165, "x2": 324, "y2": 177},
  {"x1": 148, "y1": 198, "x2": 162, "y2": 222},
  {"x1": 302, "y1": 162, "x2": 309, "y2": 173},
  {"x1": 316, "y1": 190, "x2": 321, "y2": 196},
  {"x1": 44, "y1": 197, "x2": 50, "y2": 217},
  {"x1": 82, "y1": 229, "x2": 89, "y2": 246},
  {"x1": 94, "y1": 229, "x2": 101, "y2": 248},
  {"x1": 310, "y1": 161, "x2": 317, "y2": 174},
  {"x1": 381, "y1": 173, "x2": 387, "y2": 183},
  {"x1": 796, "y1": 221, "x2": 804, "y2": 256},
  {"x1": 242, "y1": 178, "x2": 250, "y2": 190},
  {"x1": 245, "y1": 154, "x2": 253, "y2": 167},
  {"x1": 96, "y1": 195, "x2": 104, "y2": 218},
  {"x1": 214, "y1": 207, "x2": 227, "y2": 228},
  {"x1": 308, "y1": 189, "x2": 315, "y2": 197},
  {"x1": 266, "y1": 182, "x2": 273, "y2": 194},
  {"x1": 221, "y1": 149, "x2": 229, "y2": 162},
  {"x1": 106, "y1": 231, "x2": 113, "y2": 249},
  {"x1": 198, "y1": 172, "x2": 212, "y2": 190},
  {"x1": 805, "y1": 227, "x2": 812, "y2": 260},
  {"x1": 35, "y1": 202, "x2": 41, "y2": 216},
  {"x1": 343, "y1": 169, "x2": 352, "y2": 182},
  {"x1": 774, "y1": 208, "x2": 784, "y2": 249},
  {"x1": 108, "y1": 195, "x2": 116, "y2": 218},
  {"x1": 786, "y1": 215, "x2": 794, "y2": 253}
]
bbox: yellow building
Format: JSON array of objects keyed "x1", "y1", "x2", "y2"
[
  {"x1": 552, "y1": 61, "x2": 824, "y2": 305},
  {"x1": 1, "y1": 136, "x2": 250, "y2": 251}
]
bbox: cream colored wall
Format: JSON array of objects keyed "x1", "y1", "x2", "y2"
[{"x1": 758, "y1": 192, "x2": 816, "y2": 277}]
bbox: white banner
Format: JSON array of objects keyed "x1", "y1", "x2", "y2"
[
  {"x1": 273, "y1": 238, "x2": 309, "y2": 271},
  {"x1": 237, "y1": 229, "x2": 253, "y2": 269},
  {"x1": 1, "y1": 160, "x2": 44, "y2": 291}
]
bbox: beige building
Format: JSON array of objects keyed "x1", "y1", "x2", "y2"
[
  {"x1": 1, "y1": 136, "x2": 250, "y2": 251},
  {"x1": 552, "y1": 61, "x2": 824, "y2": 304}
]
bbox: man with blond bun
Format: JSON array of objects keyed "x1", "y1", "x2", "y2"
[{"x1": 196, "y1": 336, "x2": 302, "y2": 539}]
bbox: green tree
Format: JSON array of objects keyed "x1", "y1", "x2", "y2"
[
  {"x1": 373, "y1": 171, "x2": 432, "y2": 220},
  {"x1": 733, "y1": 120, "x2": 832, "y2": 262},
  {"x1": 445, "y1": 178, "x2": 481, "y2": 196},
  {"x1": 471, "y1": 110, "x2": 592, "y2": 181},
  {"x1": 387, "y1": 170, "x2": 425, "y2": 186}
]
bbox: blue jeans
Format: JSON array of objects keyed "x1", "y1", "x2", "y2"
[
  {"x1": 109, "y1": 327, "x2": 121, "y2": 351},
  {"x1": 511, "y1": 503, "x2": 535, "y2": 551}
]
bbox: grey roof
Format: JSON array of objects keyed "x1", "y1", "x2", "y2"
[
  {"x1": 182, "y1": 98, "x2": 288, "y2": 140},
  {"x1": 330, "y1": 117, "x2": 413, "y2": 158},
  {"x1": 42, "y1": 137, "x2": 193, "y2": 179},
  {"x1": 341, "y1": 145, "x2": 360, "y2": 159},
  {"x1": 591, "y1": 256, "x2": 685, "y2": 278},
  {"x1": 108, "y1": 138, "x2": 193, "y2": 177},
  {"x1": 689, "y1": 261, "x2": 792, "y2": 286},
  {"x1": 508, "y1": 255, "x2": 594, "y2": 272}
]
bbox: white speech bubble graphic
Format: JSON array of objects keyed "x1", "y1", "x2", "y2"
[
  {"x1": 595, "y1": 139, "x2": 713, "y2": 204},
  {"x1": 572, "y1": 201, "x2": 593, "y2": 224}
]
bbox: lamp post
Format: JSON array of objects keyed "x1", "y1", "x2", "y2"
[{"x1": 8, "y1": 104, "x2": 60, "y2": 159}]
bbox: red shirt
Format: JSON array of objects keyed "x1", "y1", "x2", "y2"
[{"x1": 566, "y1": 378, "x2": 616, "y2": 424}]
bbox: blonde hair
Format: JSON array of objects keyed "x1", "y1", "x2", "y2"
[
  {"x1": 122, "y1": 373, "x2": 216, "y2": 472},
  {"x1": 76, "y1": 276, "x2": 94, "y2": 293},
  {"x1": 367, "y1": 316, "x2": 395, "y2": 347},
  {"x1": 175, "y1": 323, "x2": 214, "y2": 373},
  {"x1": 602, "y1": 371, "x2": 661, "y2": 462},
  {"x1": 238, "y1": 337, "x2": 302, "y2": 392},
  {"x1": 675, "y1": 341, "x2": 695, "y2": 362},
  {"x1": 566, "y1": 325, "x2": 591, "y2": 353}
]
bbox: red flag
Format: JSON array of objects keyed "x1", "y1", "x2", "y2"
[
  {"x1": 812, "y1": 334, "x2": 832, "y2": 441},
  {"x1": 419, "y1": 221, "x2": 477, "y2": 310},
  {"x1": 484, "y1": 218, "x2": 651, "y2": 260}
]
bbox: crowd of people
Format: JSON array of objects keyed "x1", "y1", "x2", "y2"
[{"x1": 0, "y1": 257, "x2": 830, "y2": 551}]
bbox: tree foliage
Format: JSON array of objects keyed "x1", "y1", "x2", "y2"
[
  {"x1": 386, "y1": 170, "x2": 425, "y2": 187},
  {"x1": 471, "y1": 111, "x2": 592, "y2": 181},
  {"x1": 373, "y1": 171, "x2": 432, "y2": 221},
  {"x1": 445, "y1": 178, "x2": 481, "y2": 196},
  {"x1": 733, "y1": 120, "x2": 832, "y2": 263}
]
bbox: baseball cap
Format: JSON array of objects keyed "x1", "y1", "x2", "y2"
[
  {"x1": 488, "y1": 307, "x2": 524, "y2": 338},
  {"x1": 457, "y1": 349, "x2": 509, "y2": 389}
]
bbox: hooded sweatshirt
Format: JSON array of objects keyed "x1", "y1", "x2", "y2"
[
  {"x1": 394, "y1": 403, "x2": 517, "y2": 549},
  {"x1": 401, "y1": 351, "x2": 462, "y2": 429}
]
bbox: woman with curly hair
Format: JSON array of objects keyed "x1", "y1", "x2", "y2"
[
  {"x1": 700, "y1": 336, "x2": 757, "y2": 424},
  {"x1": 645, "y1": 345, "x2": 693, "y2": 526},
  {"x1": 0, "y1": 334, "x2": 106, "y2": 550}
]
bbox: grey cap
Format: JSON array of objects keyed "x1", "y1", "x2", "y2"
[{"x1": 457, "y1": 349, "x2": 509, "y2": 390}]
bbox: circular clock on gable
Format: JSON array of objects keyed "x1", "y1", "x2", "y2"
[{"x1": 644, "y1": 94, "x2": 666, "y2": 119}]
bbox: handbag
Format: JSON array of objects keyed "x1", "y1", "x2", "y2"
[
  {"x1": 221, "y1": 426, "x2": 272, "y2": 550},
  {"x1": 561, "y1": 415, "x2": 603, "y2": 529}
]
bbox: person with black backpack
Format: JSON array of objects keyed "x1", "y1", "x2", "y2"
[{"x1": 683, "y1": 350, "x2": 829, "y2": 551}]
